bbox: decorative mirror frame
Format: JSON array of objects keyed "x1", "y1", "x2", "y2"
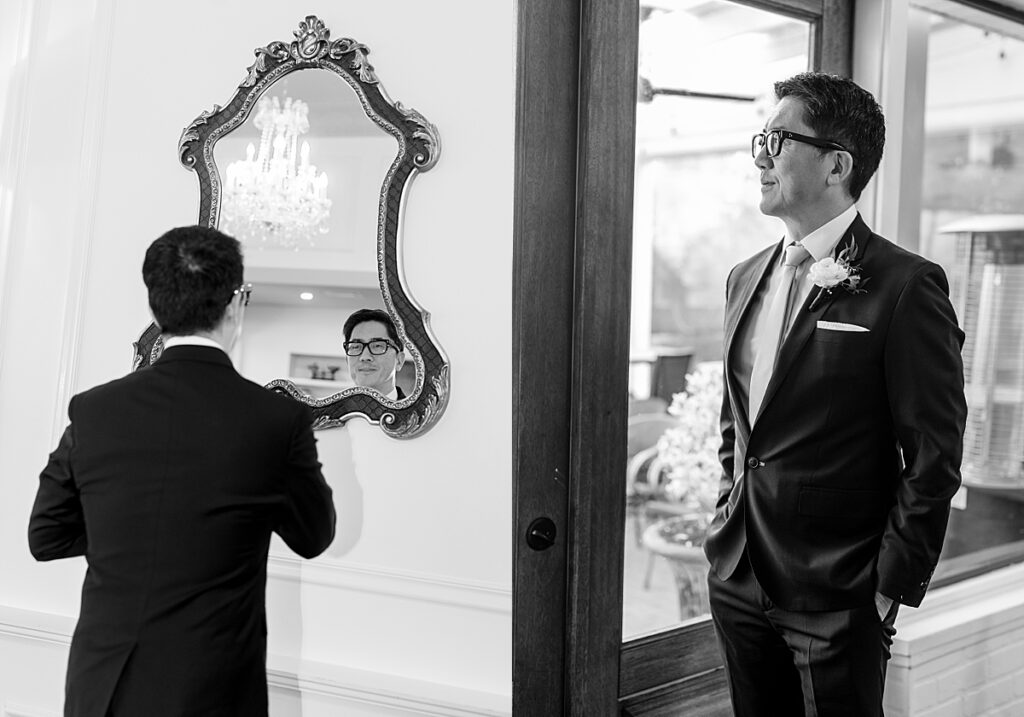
[{"x1": 133, "y1": 16, "x2": 448, "y2": 438}]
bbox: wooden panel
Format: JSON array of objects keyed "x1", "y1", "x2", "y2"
[
  {"x1": 820, "y1": 0, "x2": 854, "y2": 75},
  {"x1": 620, "y1": 668, "x2": 732, "y2": 717},
  {"x1": 512, "y1": 0, "x2": 581, "y2": 714},
  {"x1": 619, "y1": 622, "x2": 722, "y2": 699},
  {"x1": 730, "y1": 0, "x2": 822, "y2": 20},
  {"x1": 565, "y1": 0, "x2": 639, "y2": 714}
]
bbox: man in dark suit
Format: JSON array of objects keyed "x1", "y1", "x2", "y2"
[
  {"x1": 29, "y1": 226, "x2": 336, "y2": 717},
  {"x1": 704, "y1": 72, "x2": 967, "y2": 716},
  {"x1": 343, "y1": 308, "x2": 407, "y2": 400}
]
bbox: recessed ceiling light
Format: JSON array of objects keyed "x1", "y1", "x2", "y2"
[{"x1": 299, "y1": 291, "x2": 314, "y2": 301}]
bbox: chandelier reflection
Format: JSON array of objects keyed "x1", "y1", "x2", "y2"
[{"x1": 222, "y1": 95, "x2": 331, "y2": 250}]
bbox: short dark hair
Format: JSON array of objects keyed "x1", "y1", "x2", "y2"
[
  {"x1": 142, "y1": 226, "x2": 243, "y2": 335},
  {"x1": 343, "y1": 308, "x2": 400, "y2": 344},
  {"x1": 774, "y1": 72, "x2": 885, "y2": 201}
]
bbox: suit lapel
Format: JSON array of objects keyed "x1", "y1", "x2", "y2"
[
  {"x1": 724, "y1": 242, "x2": 781, "y2": 438},
  {"x1": 756, "y1": 215, "x2": 875, "y2": 418}
]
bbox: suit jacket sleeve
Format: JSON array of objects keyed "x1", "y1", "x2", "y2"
[
  {"x1": 276, "y1": 407, "x2": 336, "y2": 558},
  {"x1": 877, "y1": 262, "x2": 967, "y2": 607},
  {"x1": 29, "y1": 402, "x2": 87, "y2": 561}
]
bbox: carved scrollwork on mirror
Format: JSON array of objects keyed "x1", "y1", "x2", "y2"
[{"x1": 133, "y1": 16, "x2": 448, "y2": 438}]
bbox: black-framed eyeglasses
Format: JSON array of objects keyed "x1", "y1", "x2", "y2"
[
  {"x1": 751, "y1": 129, "x2": 847, "y2": 159},
  {"x1": 232, "y1": 283, "x2": 253, "y2": 307},
  {"x1": 343, "y1": 339, "x2": 399, "y2": 357}
]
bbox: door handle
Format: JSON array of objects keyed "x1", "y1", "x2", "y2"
[{"x1": 526, "y1": 517, "x2": 557, "y2": 551}]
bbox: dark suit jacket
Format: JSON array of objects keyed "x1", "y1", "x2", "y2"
[
  {"x1": 704, "y1": 214, "x2": 966, "y2": 611},
  {"x1": 29, "y1": 345, "x2": 336, "y2": 717}
]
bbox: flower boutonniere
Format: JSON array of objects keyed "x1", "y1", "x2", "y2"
[{"x1": 808, "y1": 238, "x2": 870, "y2": 312}]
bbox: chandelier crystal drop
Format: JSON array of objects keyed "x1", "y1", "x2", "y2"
[{"x1": 221, "y1": 95, "x2": 331, "y2": 250}]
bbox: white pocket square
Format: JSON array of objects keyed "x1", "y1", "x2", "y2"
[{"x1": 816, "y1": 320, "x2": 869, "y2": 333}]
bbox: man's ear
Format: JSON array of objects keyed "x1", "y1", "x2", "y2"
[
  {"x1": 223, "y1": 298, "x2": 240, "y2": 323},
  {"x1": 221, "y1": 294, "x2": 244, "y2": 330},
  {"x1": 826, "y1": 150, "x2": 854, "y2": 188},
  {"x1": 395, "y1": 350, "x2": 406, "y2": 370}
]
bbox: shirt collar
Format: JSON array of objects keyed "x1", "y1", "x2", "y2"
[
  {"x1": 163, "y1": 335, "x2": 228, "y2": 354},
  {"x1": 786, "y1": 203, "x2": 858, "y2": 262}
]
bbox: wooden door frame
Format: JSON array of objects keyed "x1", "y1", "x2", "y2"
[
  {"x1": 513, "y1": 0, "x2": 638, "y2": 713},
  {"x1": 512, "y1": 0, "x2": 581, "y2": 714},
  {"x1": 513, "y1": 1, "x2": 852, "y2": 714}
]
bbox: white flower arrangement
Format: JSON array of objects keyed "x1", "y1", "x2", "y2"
[{"x1": 655, "y1": 362, "x2": 724, "y2": 530}]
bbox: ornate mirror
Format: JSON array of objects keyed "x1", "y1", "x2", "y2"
[{"x1": 133, "y1": 16, "x2": 448, "y2": 438}]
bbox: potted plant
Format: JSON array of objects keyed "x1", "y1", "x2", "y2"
[
  {"x1": 654, "y1": 361, "x2": 723, "y2": 541},
  {"x1": 641, "y1": 362, "x2": 723, "y2": 618}
]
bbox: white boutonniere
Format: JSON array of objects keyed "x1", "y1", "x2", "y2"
[{"x1": 808, "y1": 238, "x2": 869, "y2": 311}]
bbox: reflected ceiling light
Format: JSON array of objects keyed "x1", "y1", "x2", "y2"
[
  {"x1": 299, "y1": 291, "x2": 315, "y2": 301},
  {"x1": 221, "y1": 95, "x2": 331, "y2": 250}
]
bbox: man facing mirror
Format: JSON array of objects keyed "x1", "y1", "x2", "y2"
[
  {"x1": 343, "y1": 308, "x2": 407, "y2": 400},
  {"x1": 29, "y1": 225, "x2": 336, "y2": 716}
]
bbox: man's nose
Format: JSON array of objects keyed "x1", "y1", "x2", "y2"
[{"x1": 754, "y1": 148, "x2": 772, "y2": 170}]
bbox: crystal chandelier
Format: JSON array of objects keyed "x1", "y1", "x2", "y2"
[{"x1": 221, "y1": 95, "x2": 331, "y2": 250}]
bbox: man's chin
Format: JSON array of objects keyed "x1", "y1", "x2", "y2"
[{"x1": 758, "y1": 198, "x2": 778, "y2": 216}]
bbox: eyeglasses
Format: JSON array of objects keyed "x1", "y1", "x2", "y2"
[
  {"x1": 233, "y1": 283, "x2": 253, "y2": 307},
  {"x1": 343, "y1": 339, "x2": 399, "y2": 357},
  {"x1": 751, "y1": 129, "x2": 847, "y2": 159}
]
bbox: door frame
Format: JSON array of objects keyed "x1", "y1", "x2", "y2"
[
  {"x1": 513, "y1": 1, "x2": 853, "y2": 714},
  {"x1": 513, "y1": 0, "x2": 637, "y2": 713}
]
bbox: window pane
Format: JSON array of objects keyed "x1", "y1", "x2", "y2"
[
  {"x1": 624, "y1": 1, "x2": 810, "y2": 641},
  {"x1": 913, "y1": 6, "x2": 1024, "y2": 574}
]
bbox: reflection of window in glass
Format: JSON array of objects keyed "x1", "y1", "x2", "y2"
[
  {"x1": 912, "y1": 5, "x2": 1024, "y2": 581},
  {"x1": 624, "y1": 0, "x2": 810, "y2": 640}
]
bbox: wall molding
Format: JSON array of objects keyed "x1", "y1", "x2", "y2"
[
  {"x1": 3, "y1": 704, "x2": 60, "y2": 717},
  {"x1": 268, "y1": 655, "x2": 509, "y2": 716},
  {"x1": 268, "y1": 554, "x2": 512, "y2": 615},
  {"x1": 0, "y1": 606, "x2": 74, "y2": 648},
  {"x1": 0, "y1": 604, "x2": 510, "y2": 717}
]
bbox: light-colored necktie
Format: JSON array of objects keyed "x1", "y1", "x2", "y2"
[{"x1": 748, "y1": 243, "x2": 810, "y2": 423}]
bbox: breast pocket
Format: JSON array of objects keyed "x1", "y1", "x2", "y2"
[{"x1": 811, "y1": 329, "x2": 874, "y2": 378}]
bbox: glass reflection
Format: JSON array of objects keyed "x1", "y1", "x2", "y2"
[
  {"x1": 211, "y1": 70, "x2": 404, "y2": 402},
  {"x1": 913, "y1": 8, "x2": 1024, "y2": 576},
  {"x1": 342, "y1": 308, "x2": 408, "y2": 400},
  {"x1": 623, "y1": 0, "x2": 811, "y2": 641},
  {"x1": 221, "y1": 94, "x2": 331, "y2": 249}
]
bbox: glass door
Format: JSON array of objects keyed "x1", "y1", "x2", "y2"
[
  {"x1": 624, "y1": 0, "x2": 812, "y2": 640},
  {"x1": 619, "y1": 2, "x2": 850, "y2": 712}
]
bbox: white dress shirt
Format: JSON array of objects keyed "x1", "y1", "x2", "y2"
[{"x1": 782, "y1": 203, "x2": 859, "y2": 332}]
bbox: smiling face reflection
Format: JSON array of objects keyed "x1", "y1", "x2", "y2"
[{"x1": 343, "y1": 309, "x2": 406, "y2": 399}]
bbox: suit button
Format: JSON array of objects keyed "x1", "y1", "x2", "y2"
[{"x1": 747, "y1": 457, "x2": 760, "y2": 469}]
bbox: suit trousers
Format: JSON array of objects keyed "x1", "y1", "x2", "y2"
[{"x1": 707, "y1": 554, "x2": 898, "y2": 717}]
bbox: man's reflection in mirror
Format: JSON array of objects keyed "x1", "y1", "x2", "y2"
[{"x1": 343, "y1": 308, "x2": 406, "y2": 400}]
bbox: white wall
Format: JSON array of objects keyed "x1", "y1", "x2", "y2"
[{"x1": 0, "y1": 1, "x2": 513, "y2": 715}]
